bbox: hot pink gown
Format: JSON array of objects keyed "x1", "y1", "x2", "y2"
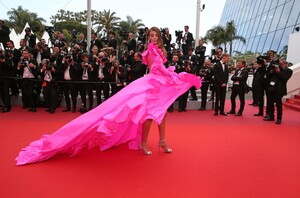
[{"x1": 16, "y1": 43, "x2": 201, "y2": 165}]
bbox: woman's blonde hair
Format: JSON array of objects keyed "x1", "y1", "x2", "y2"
[{"x1": 145, "y1": 26, "x2": 167, "y2": 56}]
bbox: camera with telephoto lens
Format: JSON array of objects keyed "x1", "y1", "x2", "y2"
[
  {"x1": 64, "y1": 53, "x2": 73, "y2": 63},
  {"x1": 100, "y1": 57, "x2": 109, "y2": 62},
  {"x1": 20, "y1": 60, "x2": 29, "y2": 68},
  {"x1": 84, "y1": 62, "x2": 89, "y2": 68},
  {"x1": 183, "y1": 60, "x2": 191, "y2": 67},
  {"x1": 45, "y1": 60, "x2": 53, "y2": 70},
  {"x1": 256, "y1": 55, "x2": 269, "y2": 65}
]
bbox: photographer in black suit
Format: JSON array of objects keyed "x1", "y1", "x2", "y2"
[
  {"x1": 90, "y1": 33, "x2": 103, "y2": 53},
  {"x1": 183, "y1": 48, "x2": 198, "y2": 101},
  {"x1": 17, "y1": 49, "x2": 38, "y2": 112},
  {"x1": 213, "y1": 53, "x2": 229, "y2": 116},
  {"x1": 39, "y1": 59, "x2": 58, "y2": 113},
  {"x1": 61, "y1": 54, "x2": 80, "y2": 113},
  {"x1": 264, "y1": 59, "x2": 293, "y2": 124},
  {"x1": 108, "y1": 32, "x2": 117, "y2": 50},
  {"x1": 0, "y1": 49, "x2": 12, "y2": 112},
  {"x1": 182, "y1": 26, "x2": 194, "y2": 56},
  {"x1": 252, "y1": 61, "x2": 266, "y2": 116},
  {"x1": 127, "y1": 52, "x2": 147, "y2": 82},
  {"x1": 123, "y1": 32, "x2": 137, "y2": 53},
  {"x1": 0, "y1": 20, "x2": 10, "y2": 49},
  {"x1": 24, "y1": 27, "x2": 36, "y2": 49},
  {"x1": 198, "y1": 59, "x2": 213, "y2": 110},
  {"x1": 227, "y1": 60, "x2": 248, "y2": 116},
  {"x1": 95, "y1": 52, "x2": 110, "y2": 105},
  {"x1": 195, "y1": 40, "x2": 206, "y2": 69}
]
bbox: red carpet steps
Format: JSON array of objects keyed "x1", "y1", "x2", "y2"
[{"x1": 283, "y1": 94, "x2": 300, "y2": 112}]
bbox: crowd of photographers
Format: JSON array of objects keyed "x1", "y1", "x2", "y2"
[{"x1": 0, "y1": 22, "x2": 293, "y2": 123}]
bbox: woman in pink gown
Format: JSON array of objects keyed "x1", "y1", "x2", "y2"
[{"x1": 16, "y1": 27, "x2": 201, "y2": 165}]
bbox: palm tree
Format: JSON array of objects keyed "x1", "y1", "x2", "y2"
[
  {"x1": 225, "y1": 20, "x2": 246, "y2": 55},
  {"x1": 122, "y1": 16, "x2": 144, "y2": 34},
  {"x1": 6, "y1": 6, "x2": 46, "y2": 37},
  {"x1": 93, "y1": 9, "x2": 120, "y2": 36},
  {"x1": 204, "y1": 25, "x2": 227, "y2": 50}
]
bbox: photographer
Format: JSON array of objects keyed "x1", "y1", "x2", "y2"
[
  {"x1": 178, "y1": 59, "x2": 192, "y2": 112},
  {"x1": 264, "y1": 59, "x2": 293, "y2": 124},
  {"x1": 119, "y1": 50, "x2": 134, "y2": 68},
  {"x1": 195, "y1": 40, "x2": 206, "y2": 69},
  {"x1": 53, "y1": 32, "x2": 68, "y2": 50},
  {"x1": 0, "y1": 49, "x2": 13, "y2": 112},
  {"x1": 198, "y1": 59, "x2": 213, "y2": 110},
  {"x1": 78, "y1": 54, "x2": 95, "y2": 113},
  {"x1": 183, "y1": 48, "x2": 198, "y2": 101},
  {"x1": 109, "y1": 60, "x2": 126, "y2": 96},
  {"x1": 95, "y1": 52, "x2": 110, "y2": 105},
  {"x1": 32, "y1": 42, "x2": 50, "y2": 65},
  {"x1": 24, "y1": 28, "x2": 36, "y2": 49},
  {"x1": 108, "y1": 32, "x2": 117, "y2": 50},
  {"x1": 137, "y1": 27, "x2": 148, "y2": 45},
  {"x1": 6, "y1": 40, "x2": 21, "y2": 96},
  {"x1": 123, "y1": 32, "x2": 136, "y2": 53},
  {"x1": 71, "y1": 44, "x2": 83, "y2": 63},
  {"x1": 90, "y1": 33, "x2": 103, "y2": 53},
  {"x1": 252, "y1": 60, "x2": 266, "y2": 116},
  {"x1": 77, "y1": 33, "x2": 87, "y2": 52},
  {"x1": 39, "y1": 59, "x2": 57, "y2": 113},
  {"x1": 61, "y1": 53, "x2": 80, "y2": 113},
  {"x1": 17, "y1": 49, "x2": 38, "y2": 112},
  {"x1": 162, "y1": 27, "x2": 172, "y2": 52},
  {"x1": 126, "y1": 52, "x2": 147, "y2": 83},
  {"x1": 0, "y1": 20, "x2": 10, "y2": 49},
  {"x1": 182, "y1": 25, "x2": 194, "y2": 56}
]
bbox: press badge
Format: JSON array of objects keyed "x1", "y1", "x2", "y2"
[{"x1": 270, "y1": 81, "x2": 275, "y2": 86}]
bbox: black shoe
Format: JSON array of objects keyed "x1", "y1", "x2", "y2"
[
  {"x1": 2, "y1": 108, "x2": 10, "y2": 113},
  {"x1": 263, "y1": 117, "x2": 275, "y2": 121},
  {"x1": 31, "y1": 108, "x2": 36, "y2": 112},
  {"x1": 254, "y1": 113, "x2": 263, "y2": 116},
  {"x1": 275, "y1": 119, "x2": 281, "y2": 124},
  {"x1": 49, "y1": 108, "x2": 56, "y2": 114},
  {"x1": 79, "y1": 107, "x2": 87, "y2": 113},
  {"x1": 62, "y1": 108, "x2": 71, "y2": 112},
  {"x1": 189, "y1": 98, "x2": 198, "y2": 101},
  {"x1": 72, "y1": 108, "x2": 76, "y2": 113},
  {"x1": 214, "y1": 112, "x2": 218, "y2": 116},
  {"x1": 235, "y1": 112, "x2": 242, "y2": 116},
  {"x1": 220, "y1": 112, "x2": 227, "y2": 116},
  {"x1": 183, "y1": 109, "x2": 187, "y2": 112},
  {"x1": 198, "y1": 107, "x2": 205, "y2": 111},
  {"x1": 227, "y1": 110, "x2": 235, "y2": 114},
  {"x1": 45, "y1": 108, "x2": 51, "y2": 112}
]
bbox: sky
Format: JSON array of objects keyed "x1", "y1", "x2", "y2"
[{"x1": 0, "y1": 0, "x2": 226, "y2": 51}]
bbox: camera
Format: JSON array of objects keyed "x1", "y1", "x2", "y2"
[
  {"x1": 84, "y1": 62, "x2": 89, "y2": 68},
  {"x1": 183, "y1": 60, "x2": 191, "y2": 67},
  {"x1": 175, "y1": 30, "x2": 183, "y2": 44},
  {"x1": 64, "y1": 53, "x2": 73, "y2": 63},
  {"x1": 70, "y1": 29, "x2": 77, "y2": 39},
  {"x1": 256, "y1": 55, "x2": 269, "y2": 65},
  {"x1": 45, "y1": 60, "x2": 53, "y2": 70},
  {"x1": 20, "y1": 60, "x2": 28, "y2": 68},
  {"x1": 100, "y1": 57, "x2": 109, "y2": 62}
]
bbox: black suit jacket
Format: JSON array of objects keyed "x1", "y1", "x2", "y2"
[
  {"x1": 213, "y1": 61, "x2": 229, "y2": 87},
  {"x1": 108, "y1": 38, "x2": 117, "y2": 50},
  {"x1": 90, "y1": 39, "x2": 103, "y2": 52},
  {"x1": 252, "y1": 65, "x2": 266, "y2": 88},
  {"x1": 127, "y1": 39, "x2": 136, "y2": 52},
  {"x1": 231, "y1": 68, "x2": 248, "y2": 90},
  {"x1": 195, "y1": 45, "x2": 206, "y2": 67},
  {"x1": 61, "y1": 63, "x2": 80, "y2": 81},
  {"x1": 183, "y1": 32, "x2": 194, "y2": 47},
  {"x1": 24, "y1": 34, "x2": 36, "y2": 49},
  {"x1": 276, "y1": 67, "x2": 293, "y2": 95},
  {"x1": 130, "y1": 60, "x2": 147, "y2": 81}
]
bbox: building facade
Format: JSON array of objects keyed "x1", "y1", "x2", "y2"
[{"x1": 219, "y1": 0, "x2": 300, "y2": 55}]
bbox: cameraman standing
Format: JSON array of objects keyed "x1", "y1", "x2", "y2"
[
  {"x1": 264, "y1": 59, "x2": 293, "y2": 124},
  {"x1": 24, "y1": 28, "x2": 36, "y2": 49},
  {"x1": 95, "y1": 52, "x2": 110, "y2": 105},
  {"x1": 198, "y1": 59, "x2": 213, "y2": 110},
  {"x1": 0, "y1": 49, "x2": 12, "y2": 112},
  {"x1": 17, "y1": 49, "x2": 38, "y2": 112},
  {"x1": 0, "y1": 20, "x2": 10, "y2": 49},
  {"x1": 39, "y1": 59, "x2": 57, "y2": 113}
]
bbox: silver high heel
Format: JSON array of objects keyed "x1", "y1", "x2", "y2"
[
  {"x1": 158, "y1": 140, "x2": 172, "y2": 153},
  {"x1": 140, "y1": 143, "x2": 152, "y2": 155}
]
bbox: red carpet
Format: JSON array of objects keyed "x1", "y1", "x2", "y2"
[{"x1": 0, "y1": 101, "x2": 300, "y2": 198}]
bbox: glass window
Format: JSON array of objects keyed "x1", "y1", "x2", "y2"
[
  {"x1": 271, "y1": 29, "x2": 284, "y2": 51},
  {"x1": 256, "y1": 14, "x2": 267, "y2": 36},
  {"x1": 242, "y1": 21, "x2": 250, "y2": 37},
  {"x1": 251, "y1": 0, "x2": 260, "y2": 20},
  {"x1": 251, "y1": 15, "x2": 262, "y2": 38},
  {"x1": 257, "y1": 34, "x2": 267, "y2": 53},
  {"x1": 263, "y1": 32, "x2": 275, "y2": 52},
  {"x1": 251, "y1": 36, "x2": 261, "y2": 52},
  {"x1": 246, "y1": 37, "x2": 254, "y2": 52},
  {"x1": 257, "y1": 0, "x2": 267, "y2": 16},
  {"x1": 269, "y1": 5, "x2": 284, "y2": 32},
  {"x1": 263, "y1": 9, "x2": 275, "y2": 34},
  {"x1": 286, "y1": 1, "x2": 300, "y2": 27},
  {"x1": 278, "y1": 26, "x2": 293, "y2": 52},
  {"x1": 277, "y1": 1, "x2": 293, "y2": 29},
  {"x1": 264, "y1": 0, "x2": 273, "y2": 11},
  {"x1": 277, "y1": 0, "x2": 286, "y2": 6},
  {"x1": 246, "y1": 18, "x2": 255, "y2": 38},
  {"x1": 270, "y1": 0, "x2": 279, "y2": 9}
]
